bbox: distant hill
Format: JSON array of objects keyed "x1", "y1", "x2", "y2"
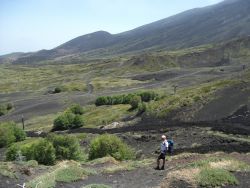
[{"x1": 2, "y1": 0, "x2": 250, "y2": 64}]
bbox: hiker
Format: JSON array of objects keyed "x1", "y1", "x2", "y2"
[
  {"x1": 168, "y1": 138, "x2": 174, "y2": 155},
  {"x1": 155, "y1": 135, "x2": 168, "y2": 170}
]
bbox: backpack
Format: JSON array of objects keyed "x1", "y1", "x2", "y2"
[{"x1": 168, "y1": 140, "x2": 174, "y2": 147}]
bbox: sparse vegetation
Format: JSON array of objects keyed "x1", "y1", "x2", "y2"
[
  {"x1": 144, "y1": 79, "x2": 237, "y2": 118},
  {"x1": 89, "y1": 134, "x2": 135, "y2": 160}
]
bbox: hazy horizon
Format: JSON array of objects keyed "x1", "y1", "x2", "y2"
[{"x1": 0, "y1": 0, "x2": 223, "y2": 55}]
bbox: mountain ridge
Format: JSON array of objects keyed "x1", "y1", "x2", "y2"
[{"x1": 1, "y1": 0, "x2": 250, "y2": 64}]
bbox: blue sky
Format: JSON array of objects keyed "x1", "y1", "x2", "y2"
[{"x1": 0, "y1": 0, "x2": 223, "y2": 55}]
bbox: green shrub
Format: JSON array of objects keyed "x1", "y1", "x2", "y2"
[
  {"x1": 6, "y1": 103, "x2": 13, "y2": 111},
  {"x1": 5, "y1": 144, "x2": 19, "y2": 161},
  {"x1": 54, "y1": 86, "x2": 63, "y2": 93},
  {"x1": 89, "y1": 134, "x2": 135, "y2": 161},
  {"x1": 130, "y1": 96, "x2": 142, "y2": 110},
  {"x1": 47, "y1": 134, "x2": 82, "y2": 160},
  {"x1": 72, "y1": 115, "x2": 84, "y2": 129},
  {"x1": 13, "y1": 126, "x2": 26, "y2": 142},
  {"x1": 6, "y1": 139, "x2": 56, "y2": 165},
  {"x1": 138, "y1": 91, "x2": 158, "y2": 102},
  {"x1": 32, "y1": 140, "x2": 56, "y2": 165},
  {"x1": 0, "y1": 122, "x2": 26, "y2": 148},
  {"x1": 69, "y1": 104, "x2": 84, "y2": 115},
  {"x1": 198, "y1": 168, "x2": 239, "y2": 187},
  {"x1": 53, "y1": 112, "x2": 84, "y2": 131},
  {"x1": 95, "y1": 92, "x2": 159, "y2": 107},
  {"x1": 95, "y1": 96, "x2": 109, "y2": 106}
]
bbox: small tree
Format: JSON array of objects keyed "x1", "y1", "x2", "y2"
[
  {"x1": 31, "y1": 140, "x2": 56, "y2": 165},
  {"x1": 53, "y1": 112, "x2": 84, "y2": 131}
]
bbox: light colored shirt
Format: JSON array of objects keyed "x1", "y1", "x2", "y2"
[{"x1": 160, "y1": 140, "x2": 169, "y2": 154}]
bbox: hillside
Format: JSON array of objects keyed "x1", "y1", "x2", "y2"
[
  {"x1": 2, "y1": 0, "x2": 250, "y2": 64},
  {"x1": 0, "y1": 0, "x2": 250, "y2": 187}
]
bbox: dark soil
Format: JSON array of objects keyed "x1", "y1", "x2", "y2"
[
  {"x1": 194, "y1": 83, "x2": 250, "y2": 122},
  {"x1": 224, "y1": 172, "x2": 250, "y2": 188},
  {"x1": 169, "y1": 180, "x2": 193, "y2": 188},
  {"x1": 56, "y1": 167, "x2": 167, "y2": 188}
]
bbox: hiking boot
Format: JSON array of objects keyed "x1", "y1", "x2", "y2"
[
  {"x1": 160, "y1": 166, "x2": 165, "y2": 170},
  {"x1": 154, "y1": 166, "x2": 160, "y2": 170}
]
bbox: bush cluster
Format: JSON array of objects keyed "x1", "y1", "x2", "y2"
[
  {"x1": 0, "y1": 103, "x2": 13, "y2": 116},
  {"x1": 53, "y1": 104, "x2": 85, "y2": 131},
  {"x1": 95, "y1": 91, "x2": 158, "y2": 107},
  {"x1": 0, "y1": 122, "x2": 26, "y2": 148},
  {"x1": 89, "y1": 134, "x2": 135, "y2": 161},
  {"x1": 6, "y1": 134, "x2": 82, "y2": 165},
  {"x1": 6, "y1": 139, "x2": 56, "y2": 165}
]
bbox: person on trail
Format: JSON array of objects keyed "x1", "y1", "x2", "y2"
[
  {"x1": 155, "y1": 135, "x2": 168, "y2": 170},
  {"x1": 167, "y1": 138, "x2": 174, "y2": 155}
]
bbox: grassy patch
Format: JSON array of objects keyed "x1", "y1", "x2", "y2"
[
  {"x1": 197, "y1": 168, "x2": 238, "y2": 187},
  {"x1": 208, "y1": 131, "x2": 250, "y2": 144},
  {"x1": 0, "y1": 162, "x2": 17, "y2": 178},
  {"x1": 55, "y1": 164, "x2": 87, "y2": 183},
  {"x1": 187, "y1": 157, "x2": 250, "y2": 172},
  {"x1": 91, "y1": 77, "x2": 146, "y2": 91},
  {"x1": 26, "y1": 161, "x2": 96, "y2": 188},
  {"x1": 83, "y1": 105, "x2": 134, "y2": 128}
]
